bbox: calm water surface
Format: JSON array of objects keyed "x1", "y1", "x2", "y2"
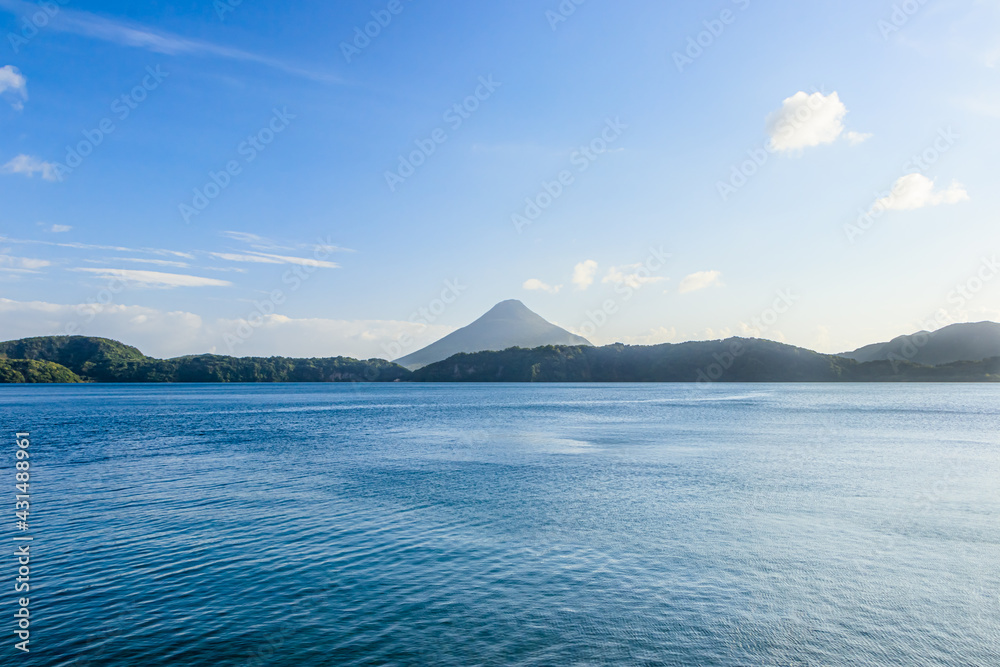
[{"x1": 2, "y1": 383, "x2": 998, "y2": 666}]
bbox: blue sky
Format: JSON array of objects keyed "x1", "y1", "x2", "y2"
[{"x1": 1, "y1": 0, "x2": 998, "y2": 359}]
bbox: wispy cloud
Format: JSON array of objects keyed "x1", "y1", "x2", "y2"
[
  {"x1": 0, "y1": 255, "x2": 49, "y2": 272},
  {"x1": 220, "y1": 231, "x2": 267, "y2": 244},
  {"x1": 678, "y1": 270, "x2": 723, "y2": 294},
  {"x1": 73, "y1": 268, "x2": 232, "y2": 288},
  {"x1": 523, "y1": 278, "x2": 562, "y2": 294},
  {"x1": 47, "y1": 224, "x2": 72, "y2": 233},
  {"x1": 0, "y1": 235, "x2": 194, "y2": 259},
  {"x1": 246, "y1": 251, "x2": 339, "y2": 269},
  {"x1": 2, "y1": 154, "x2": 60, "y2": 181},
  {"x1": 92, "y1": 257, "x2": 191, "y2": 269},
  {"x1": 0, "y1": 0, "x2": 339, "y2": 83},
  {"x1": 602, "y1": 265, "x2": 667, "y2": 290},
  {"x1": 210, "y1": 252, "x2": 284, "y2": 265},
  {"x1": 221, "y1": 230, "x2": 355, "y2": 254},
  {"x1": 210, "y1": 251, "x2": 338, "y2": 269}
]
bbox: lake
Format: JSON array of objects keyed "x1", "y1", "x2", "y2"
[{"x1": 3, "y1": 383, "x2": 999, "y2": 665}]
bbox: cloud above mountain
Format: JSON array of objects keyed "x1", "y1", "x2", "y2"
[
  {"x1": 678, "y1": 270, "x2": 723, "y2": 294},
  {"x1": 766, "y1": 91, "x2": 868, "y2": 152},
  {"x1": 572, "y1": 260, "x2": 598, "y2": 290},
  {"x1": 870, "y1": 174, "x2": 969, "y2": 212},
  {"x1": 523, "y1": 278, "x2": 562, "y2": 294}
]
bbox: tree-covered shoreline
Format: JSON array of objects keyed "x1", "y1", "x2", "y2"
[{"x1": 2, "y1": 335, "x2": 999, "y2": 384}]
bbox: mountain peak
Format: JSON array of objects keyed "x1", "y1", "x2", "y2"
[
  {"x1": 842, "y1": 321, "x2": 1000, "y2": 365},
  {"x1": 395, "y1": 300, "x2": 592, "y2": 370}
]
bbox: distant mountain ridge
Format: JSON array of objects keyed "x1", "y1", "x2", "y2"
[
  {"x1": 394, "y1": 299, "x2": 592, "y2": 370},
  {"x1": 409, "y1": 340, "x2": 1000, "y2": 383},
  {"x1": 3, "y1": 317, "x2": 1000, "y2": 384},
  {"x1": 842, "y1": 322, "x2": 1000, "y2": 366}
]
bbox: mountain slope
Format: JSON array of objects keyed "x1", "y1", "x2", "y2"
[
  {"x1": 842, "y1": 322, "x2": 1000, "y2": 366},
  {"x1": 0, "y1": 336, "x2": 149, "y2": 382},
  {"x1": 395, "y1": 300, "x2": 592, "y2": 370},
  {"x1": 0, "y1": 336, "x2": 412, "y2": 383},
  {"x1": 411, "y1": 338, "x2": 855, "y2": 382},
  {"x1": 0, "y1": 359, "x2": 83, "y2": 383},
  {"x1": 410, "y1": 340, "x2": 1000, "y2": 383}
]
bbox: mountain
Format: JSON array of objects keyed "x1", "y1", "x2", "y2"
[
  {"x1": 394, "y1": 299, "x2": 593, "y2": 370},
  {"x1": 841, "y1": 322, "x2": 1000, "y2": 366},
  {"x1": 410, "y1": 338, "x2": 854, "y2": 382},
  {"x1": 409, "y1": 339, "x2": 1000, "y2": 383},
  {"x1": 2, "y1": 334, "x2": 1000, "y2": 384},
  {"x1": 0, "y1": 336, "x2": 412, "y2": 383},
  {"x1": 0, "y1": 335, "x2": 150, "y2": 382},
  {"x1": 0, "y1": 358, "x2": 83, "y2": 383}
]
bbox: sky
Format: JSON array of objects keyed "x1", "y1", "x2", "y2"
[{"x1": 0, "y1": 0, "x2": 998, "y2": 360}]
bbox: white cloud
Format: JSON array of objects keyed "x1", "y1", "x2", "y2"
[
  {"x1": 96, "y1": 258, "x2": 190, "y2": 269},
  {"x1": 219, "y1": 230, "x2": 354, "y2": 255},
  {"x1": 691, "y1": 327, "x2": 733, "y2": 341},
  {"x1": 211, "y1": 252, "x2": 284, "y2": 265},
  {"x1": 220, "y1": 231, "x2": 267, "y2": 244},
  {"x1": 523, "y1": 278, "x2": 562, "y2": 294},
  {"x1": 246, "y1": 251, "x2": 339, "y2": 269},
  {"x1": 0, "y1": 298, "x2": 452, "y2": 360},
  {"x1": 0, "y1": 235, "x2": 194, "y2": 258},
  {"x1": 738, "y1": 321, "x2": 787, "y2": 342},
  {"x1": 0, "y1": 64, "x2": 26, "y2": 109},
  {"x1": 48, "y1": 224, "x2": 72, "y2": 233},
  {"x1": 72, "y1": 268, "x2": 232, "y2": 288},
  {"x1": 0, "y1": 255, "x2": 49, "y2": 272},
  {"x1": 2, "y1": 155, "x2": 61, "y2": 181},
  {"x1": 871, "y1": 174, "x2": 969, "y2": 212},
  {"x1": 210, "y1": 251, "x2": 338, "y2": 269},
  {"x1": 614, "y1": 327, "x2": 679, "y2": 346},
  {"x1": 845, "y1": 131, "x2": 872, "y2": 145},
  {"x1": 766, "y1": 91, "x2": 867, "y2": 152},
  {"x1": 678, "y1": 270, "x2": 723, "y2": 294},
  {"x1": 602, "y1": 264, "x2": 667, "y2": 290},
  {"x1": 572, "y1": 260, "x2": 598, "y2": 290}
]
